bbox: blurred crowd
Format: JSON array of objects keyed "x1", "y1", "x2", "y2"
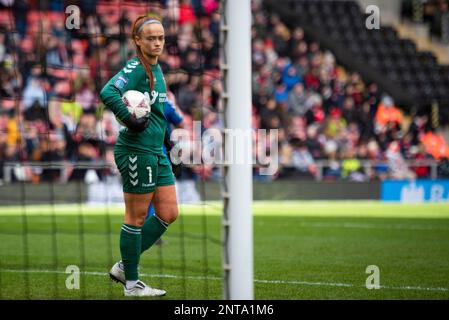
[
  {"x1": 0, "y1": 0, "x2": 220, "y2": 183},
  {"x1": 0, "y1": 0, "x2": 449, "y2": 184},
  {"x1": 251, "y1": 0, "x2": 449, "y2": 181}
]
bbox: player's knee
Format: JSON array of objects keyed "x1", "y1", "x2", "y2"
[
  {"x1": 136, "y1": 215, "x2": 146, "y2": 227},
  {"x1": 124, "y1": 212, "x2": 147, "y2": 227},
  {"x1": 164, "y1": 206, "x2": 179, "y2": 224}
]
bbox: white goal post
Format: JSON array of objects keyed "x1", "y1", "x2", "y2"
[{"x1": 220, "y1": 0, "x2": 254, "y2": 300}]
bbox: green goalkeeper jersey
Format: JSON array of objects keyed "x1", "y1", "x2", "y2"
[{"x1": 100, "y1": 57, "x2": 167, "y2": 155}]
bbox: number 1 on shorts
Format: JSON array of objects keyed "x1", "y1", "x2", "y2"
[{"x1": 146, "y1": 166, "x2": 153, "y2": 184}]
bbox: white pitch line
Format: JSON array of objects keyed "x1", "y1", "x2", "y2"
[
  {"x1": 2, "y1": 269, "x2": 448, "y2": 293},
  {"x1": 296, "y1": 221, "x2": 449, "y2": 231}
]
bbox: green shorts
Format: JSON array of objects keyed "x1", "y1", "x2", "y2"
[{"x1": 114, "y1": 152, "x2": 175, "y2": 194}]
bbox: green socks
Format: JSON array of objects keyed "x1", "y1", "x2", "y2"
[
  {"x1": 141, "y1": 214, "x2": 169, "y2": 253},
  {"x1": 120, "y1": 216, "x2": 169, "y2": 281},
  {"x1": 120, "y1": 224, "x2": 142, "y2": 281}
]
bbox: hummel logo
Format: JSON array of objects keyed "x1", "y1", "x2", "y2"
[
  {"x1": 130, "y1": 61, "x2": 139, "y2": 66},
  {"x1": 129, "y1": 172, "x2": 138, "y2": 179},
  {"x1": 129, "y1": 164, "x2": 137, "y2": 171},
  {"x1": 131, "y1": 180, "x2": 138, "y2": 186},
  {"x1": 142, "y1": 182, "x2": 155, "y2": 187},
  {"x1": 127, "y1": 64, "x2": 137, "y2": 69},
  {"x1": 123, "y1": 68, "x2": 132, "y2": 73},
  {"x1": 129, "y1": 156, "x2": 137, "y2": 163}
]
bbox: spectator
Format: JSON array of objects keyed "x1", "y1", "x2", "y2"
[
  {"x1": 282, "y1": 64, "x2": 302, "y2": 91},
  {"x1": 366, "y1": 140, "x2": 389, "y2": 180},
  {"x1": 324, "y1": 107, "x2": 346, "y2": 139},
  {"x1": 386, "y1": 141, "x2": 416, "y2": 180},
  {"x1": 177, "y1": 76, "x2": 200, "y2": 115},
  {"x1": 323, "y1": 140, "x2": 341, "y2": 180},
  {"x1": 341, "y1": 148, "x2": 366, "y2": 181},
  {"x1": 420, "y1": 128, "x2": 449, "y2": 160},
  {"x1": 305, "y1": 125, "x2": 324, "y2": 159},
  {"x1": 305, "y1": 95, "x2": 325, "y2": 125},
  {"x1": 22, "y1": 77, "x2": 46, "y2": 110},
  {"x1": 274, "y1": 83, "x2": 289, "y2": 105},
  {"x1": 290, "y1": 138, "x2": 316, "y2": 179},
  {"x1": 410, "y1": 144, "x2": 432, "y2": 178},
  {"x1": 39, "y1": 132, "x2": 67, "y2": 182},
  {"x1": 287, "y1": 82, "x2": 308, "y2": 116},
  {"x1": 375, "y1": 95, "x2": 403, "y2": 132}
]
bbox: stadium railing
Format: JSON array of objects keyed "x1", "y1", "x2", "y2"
[
  {"x1": 2, "y1": 161, "x2": 113, "y2": 184},
  {"x1": 1, "y1": 159, "x2": 442, "y2": 183},
  {"x1": 313, "y1": 159, "x2": 439, "y2": 181}
]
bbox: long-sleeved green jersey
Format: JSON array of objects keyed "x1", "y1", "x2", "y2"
[{"x1": 100, "y1": 57, "x2": 167, "y2": 155}]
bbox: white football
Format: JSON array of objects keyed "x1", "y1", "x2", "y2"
[{"x1": 122, "y1": 90, "x2": 151, "y2": 119}]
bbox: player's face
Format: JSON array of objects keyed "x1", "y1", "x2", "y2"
[{"x1": 136, "y1": 23, "x2": 165, "y2": 59}]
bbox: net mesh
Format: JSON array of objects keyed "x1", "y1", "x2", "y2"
[{"x1": 0, "y1": 0, "x2": 222, "y2": 300}]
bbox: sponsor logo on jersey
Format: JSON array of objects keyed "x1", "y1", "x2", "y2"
[
  {"x1": 148, "y1": 90, "x2": 159, "y2": 105},
  {"x1": 158, "y1": 92, "x2": 167, "y2": 103},
  {"x1": 114, "y1": 76, "x2": 128, "y2": 89}
]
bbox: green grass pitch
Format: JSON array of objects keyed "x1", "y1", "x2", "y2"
[{"x1": 0, "y1": 201, "x2": 449, "y2": 299}]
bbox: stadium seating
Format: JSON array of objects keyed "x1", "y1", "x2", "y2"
[{"x1": 285, "y1": 0, "x2": 449, "y2": 113}]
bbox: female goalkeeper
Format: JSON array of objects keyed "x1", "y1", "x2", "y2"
[{"x1": 99, "y1": 15, "x2": 178, "y2": 297}]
